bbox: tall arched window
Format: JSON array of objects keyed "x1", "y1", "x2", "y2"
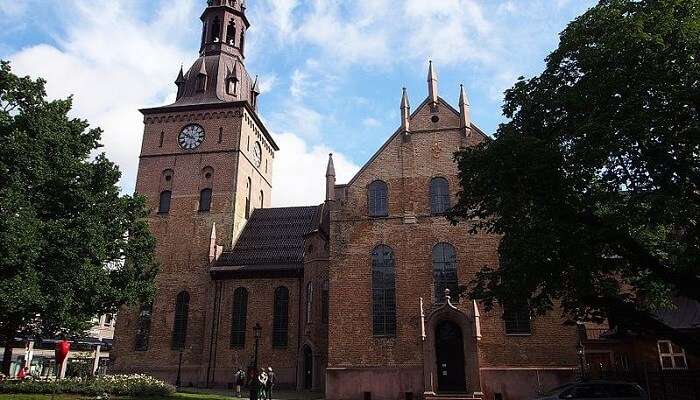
[
  {"x1": 272, "y1": 287, "x2": 289, "y2": 348},
  {"x1": 368, "y1": 180, "x2": 388, "y2": 217},
  {"x1": 433, "y1": 243, "x2": 458, "y2": 303},
  {"x1": 199, "y1": 188, "x2": 212, "y2": 212},
  {"x1": 372, "y1": 245, "x2": 396, "y2": 336},
  {"x1": 305, "y1": 282, "x2": 313, "y2": 323},
  {"x1": 240, "y1": 30, "x2": 245, "y2": 53},
  {"x1": 430, "y1": 177, "x2": 450, "y2": 215},
  {"x1": 245, "y1": 177, "x2": 251, "y2": 218},
  {"x1": 134, "y1": 304, "x2": 152, "y2": 351},
  {"x1": 158, "y1": 190, "x2": 172, "y2": 214},
  {"x1": 210, "y1": 17, "x2": 221, "y2": 42},
  {"x1": 230, "y1": 287, "x2": 248, "y2": 348},
  {"x1": 171, "y1": 291, "x2": 189, "y2": 350},
  {"x1": 226, "y1": 19, "x2": 236, "y2": 45},
  {"x1": 321, "y1": 280, "x2": 329, "y2": 324},
  {"x1": 201, "y1": 22, "x2": 207, "y2": 47},
  {"x1": 259, "y1": 190, "x2": 264, "y2": 209}
]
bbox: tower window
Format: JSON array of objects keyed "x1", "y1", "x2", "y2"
[
  {"x1": 199, "y1": 188, "x2": 212, "y2": 212},
  {"x1": 503, "y1": 303, "x2": 532, "y2": 335},
  {"x1": 159, "y1": 131, "x2": 165, "y2": 148},
  {"x1": 201, "y1": 22, "x2": 207, "y2": 47},
  {"x1": 259, "y1": 190, "x2": 264, "y2": 209},
  {"x1": 306, "y1": 282, "x2": 313, "y2": 323},
  {"x1": 231, "y1": 287, "x2": 248, "y2": 348},
  {"x1": 272, "y1": 286, "x2": 289, "y2": 348},
  {"x1": 171, "y1": 291, "x2": 190, "y2": 350},
  {"x1": 368, "y1": 180, "x2": 388, "y2": 217},
  {"x1": 218, "y1": 127, "x2": 223, "y2": 143},
  {"x1": 226, "y1": 19, "x2": 236, "y2": 45},
  {"x1": 372, "y1": 245, "x2": 396, "y2": 336},
  {"x1": 210, "y1": 17, "x2": 221, "y2": 42},
  {"x1": 433, "y1": 242, "x2": 458, "y2": 303},
  {"x1": 227, "y1": 77, "x2": 238, "y2": 95},
  {"x1": 158, "y1": 190, "x2": 172, "y2": 214},
  {"x1": 321, "y1": 280, "x2": 329, "y2": 324},
  {"x1": 240, "y1": 31, "x2": 245, "y2": 54},
  {"x1": 245, "y1": 177, "x2": 251, "y2": 219},
  {"x1": 430, "y1": 177, "x2": 450, "y2": 215}
]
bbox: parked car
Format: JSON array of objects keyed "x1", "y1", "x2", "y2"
[{"x1": 536, "y1": 380, "x2": 648, "y2": 400}]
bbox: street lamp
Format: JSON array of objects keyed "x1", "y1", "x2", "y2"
[
  {"x1": 249, "y1": 323, "x2": 262, "y2": 400},
  {"x1": 576, "y1": 340, "x2": 586, "y2": 381}
]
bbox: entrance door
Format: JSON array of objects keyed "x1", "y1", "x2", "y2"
[
  {"x1": 435, "y1": 320, "x2": 466, "y2": 392},
  {"x1": 303, "y1": 345, "x2": 313, "y2": 389}
]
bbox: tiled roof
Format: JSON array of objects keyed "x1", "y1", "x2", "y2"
[
  {"x1": 655, "y1": 297, "x2": 700, "y2": 330},
  {"x1": 213, "y1": 205, "x2": 322, "y2": 271}
]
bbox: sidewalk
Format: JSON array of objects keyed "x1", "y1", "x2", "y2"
[{"x1": 179, "y1": 388, "x2": 324, "y2": 400}]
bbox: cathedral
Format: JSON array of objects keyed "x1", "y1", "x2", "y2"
[{"x1": 112, "y1": 1, "x2": 580, "y2": 399}]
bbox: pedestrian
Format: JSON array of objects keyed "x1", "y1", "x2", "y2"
[
  {"x1": 16, "y1": 366, "x2": 29, "y2": 380},
  {"x1": 257, "y1": 369, "x2": 268, "y2": 400},
  {"x1": 265, "y1": 367, "x2": 275, "y2": 400},
  {"x1": 234, "y1": 366, "x2": 246, "y2": 397}
]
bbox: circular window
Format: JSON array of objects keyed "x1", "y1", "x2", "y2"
[{"x1": 431, "y1": 115, "x2": 440, "y2": 123}]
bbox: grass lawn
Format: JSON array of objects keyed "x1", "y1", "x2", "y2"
[{"x1": 0, "y1": 393, "x2": 236, "y2": 400}]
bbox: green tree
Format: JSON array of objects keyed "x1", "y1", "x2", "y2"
[
  {"x1": 0, "y1": 61, "x2": 158, "y2": 373},
  {"x1": 449, "y1": 0, "x2": 700, "y2": 354}
]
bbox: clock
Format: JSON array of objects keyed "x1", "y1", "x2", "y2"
[
  {"x1": 178, "y1": 124, "x2": 205, "y2": 150},
  {"x1": 253, "y1": 141, "x2": 262, "y2": 167}
]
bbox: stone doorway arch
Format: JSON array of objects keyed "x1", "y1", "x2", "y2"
[{"x1": 422, "y1": 291, "x2": 482, "y2": 397}]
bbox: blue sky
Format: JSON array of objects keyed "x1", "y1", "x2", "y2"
[{"x1": 0, "y1": 0, "x2": 596, "y2": 206}]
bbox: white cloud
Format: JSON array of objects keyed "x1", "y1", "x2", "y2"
[
  {"x1": 0, "y1": 0, "x2": 27, "y2": 18},
  {"x1": 362, "y1": 117, "x2": 381, "y2": 128},
  {"x1": 271, "y1": 132, "x2": 359, "y2": 207}
]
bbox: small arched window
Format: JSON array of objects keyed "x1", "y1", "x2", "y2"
[
  {"x1": 430, "y1": 177, "x2": 450, "y2": 215},
  {"x1": 171, "y1": 291, "x2": 189, "y2": 350},
  {"x1": 272, "y1": 287, "x2": 289, "y2": 348},
  {"x1": 226, "y1": 19, "x2": 236, "y2": 45},
  {"x1": 321, "y1": 280, "x2": 329, "y2": 324},
  {"x1": 368, "y1": 180, "x2": 388, "y2": 217},
  {"x1": 433, "y1": 243, "x2": 458, "y2": 303},
  {"x1": 245, "y1": 177, "x2": 251, "y2": 219},
  {"x1": 372, "y1": 245, "x2": 396, "y2": 336},
  {"x1": 199, "y1": 188, "x2": 212, "y2": 212},
  {"x1": 231, "y1": 287, "x2": 248, "y2": 348},
  {"x1": 159, "y1": 131, "x2": 165, "y2": 147},
  {"x1": 134, "y1": 303, "x2": 152, "y2": 351},
  {"x1": 159, "y1": 190, "x2": 172, "y2": 214},
  {"x1": 210, "y1": 17, "x2": 221, "y2": 42},
  {"x1": 305, "y1": 282, "x2": 313, "y2": 323},
  {"x1": 260, "y1": 190, "x2": 264, "y2": 209}
]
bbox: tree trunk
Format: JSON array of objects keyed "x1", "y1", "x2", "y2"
[{"x1": 2, "y1": 334, "x2": 13, "y2": 376}]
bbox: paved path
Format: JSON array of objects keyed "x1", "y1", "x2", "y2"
[{"x1": 181, "y1": 388, "x2": 324, "y2": 400}]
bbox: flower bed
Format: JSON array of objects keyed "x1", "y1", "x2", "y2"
[{"x1": 0, "y1": 374, "x2": 175, "y2": 397}]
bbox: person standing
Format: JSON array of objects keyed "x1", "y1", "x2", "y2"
[
  {"x1": 265, "y1": 367, "x2": 276, "y2": 400},
  {"x1": 234, "y1": 367, "x2": 245, "y2": 397},
  {"x1": 257, "y1": 369, "x2": 268, "y2": 400}
]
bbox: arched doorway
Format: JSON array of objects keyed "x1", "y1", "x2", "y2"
[
  {"x1": 302, "y1": 345, "x2": 313, "y2": 389},
  {"x1": 435, "y1": 320, "x2": 466, "y2": 392}
]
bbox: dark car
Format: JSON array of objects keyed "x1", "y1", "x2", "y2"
[{"x1": 536, "y1": 380, "x2": 648, "y2": 400}]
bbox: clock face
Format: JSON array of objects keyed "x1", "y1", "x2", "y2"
[
  {"x1": 178, "y1": 124, "x2": 205, "y2": 150},
  {"x1": 253, "y1": 141, "x2": 262, "y2": 167}
]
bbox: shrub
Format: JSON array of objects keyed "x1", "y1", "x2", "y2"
[{"x1": 0, "y1": 374, "x2": 175, "y2": 397}]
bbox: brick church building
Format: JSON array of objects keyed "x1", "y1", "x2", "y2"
[{"x1": 112, "y1": 1, "x2": 580, "y2": 399}]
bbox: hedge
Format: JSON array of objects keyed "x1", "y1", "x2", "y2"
[{"x1": 0, "y1": 374, "x2": 175, "y2": 397}]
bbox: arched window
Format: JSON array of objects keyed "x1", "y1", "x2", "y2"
[
  {"x1": 134, "y1": 303, "x2": 152, "y2": 351},
  {"x1": 368, "y1": 180, "x2": 388, "y2": 217},
  {"x1": 372, "y1": 245, "x2": 396, "y2": 336},
  {"x1": 226, "y1": 19, "x2": 236, "y2": 45},
  {"x1": 259, "y1": 190, "x2": 264, "y2": 209},
  {"x1": 196, "y1": 73, "x2": 207, "y2": 92},
  {"x1": 158, "y1": 190, "x2": 172, "y2": 214},
  {"x1": 430, "y1": 177, "x2": 450, "y2": 215},
  {"x1": 321, "y1": 280, "x2": 329, "y2": 324},
  {"x1": 272, "y1": 287, "x2": 289, "y2": 348},
  {"x1": 171, "y1": 291, "x2": 189, "y2": 350},
  {"x1": 227, "y1": 77, "x2": 238, "y2": 95},
  {"x1": 159, "y1": 131, "x2": 165, "y2": 147},
  {"x1": 245, "y1": 177, "x2": 251, "y2": 218},
  {"x1": 433, "y1": 243, "x2": 458, "y2": 303},
  {"x1": 240, "y1": 30, "x2": 245, "y2": 53},
  {"x1": 201, "y1": 22, "x2": 207, "y2": 47},
  {"x1": 305, "y1": 282, "x2": 313, "y2": 323},
  {"x1": 230, "y1": 287, "x2": 248, "y2": 348},
  {"x1": 199, "y1": 188, "x2": 212, "y2": 212},
  {"x1": 210, "y1": 17, "x2": 221, "y2": 42}
]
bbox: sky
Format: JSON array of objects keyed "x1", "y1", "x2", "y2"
[{"x1": 0, "y1": 0, "x2": 596, "y2": 207}]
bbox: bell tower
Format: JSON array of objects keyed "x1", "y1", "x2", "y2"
[{"x1": 111, "y1": 0, "x2": 278, "y2": 385}]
